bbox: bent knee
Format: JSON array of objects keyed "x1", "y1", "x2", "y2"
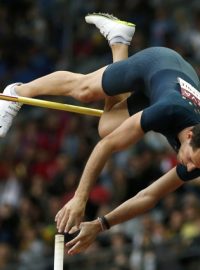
[
  {"x1": 98, "y1": 125, "x2": 107, "y2": 139},
  {"x1": 75, "y1": 90, "x2": 96, "y2": 103},
  {"x1": 98, "y1": 117, "x2": 112, "y2": 138}
]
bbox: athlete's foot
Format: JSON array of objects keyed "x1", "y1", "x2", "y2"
[
  {"x1": 85, "y1": 12, "x2": 135, "y2": 45},
  {"x1": 0, "y1": 83, "x2": 22, "y2": 137}
]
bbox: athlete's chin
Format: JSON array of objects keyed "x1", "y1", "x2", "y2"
[
  {"x1": 177, "y1": 153, "x2": 183, "y2": 165},
  {"x1": 177, "y1": 153, "x2": 180, "y2": 163}
]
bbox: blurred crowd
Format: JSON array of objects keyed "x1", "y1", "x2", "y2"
[{"x1": 0, "y1": 0, "x2": 200, "y2": 270}]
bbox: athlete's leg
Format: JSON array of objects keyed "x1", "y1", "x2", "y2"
[
  {"x1": 0, "y1": 13, "x2": 135, "y2": 137},
  {"x1": 85, "y1": 13, "x2": 135, "y2": 110},
  {"x1": 84, "y1": 13, "x2": 135, "y2": 137},
  {"x1": 98, "y1": 43, "x2": 131, "y2": 138},
  {"x1": 103, "y1": 43, "x2": 131, "y2": 111},
  {"x1": 15, "y1": 68, "x2": 107, "y2": 103},
  {"x1": 15, "y1": 42, "x2": 131, "y2": 136},
  {"x1": 0, "y1": 67, "x2": 108, "y2": 137},
  {"x1": 16, "y1": 13, "x2": 135, "y2": 104}
]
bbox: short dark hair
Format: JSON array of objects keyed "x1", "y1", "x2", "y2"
[{"x1": 190, "y1": 124, "x2": 200, "y2": 150}]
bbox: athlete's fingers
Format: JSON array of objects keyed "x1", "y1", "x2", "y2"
[
  {"x1": 66, "y1": 235, "x2": 80, "y2": 247},
  {"x1": 68, "y1": 226, "x2": 79, "y2": 234},
  {"x1": 67, "y1": 240, "x2": 82, "y2": 255},
  {"x1": 64, "y1": 216, "x2": 77, "y2": 233},
  {"x1": 55, "y1": 210, "x2": 62, "y2": 222},
  {"x1": 66, "y1": 222, "x2": 98, "y2": 255},
  {"x1": 66, "y1": 234, "x2": 82, "y2": 254},
  {"x1": 56, "y1": 214, "x2": 63, "y2": 230},
  {"x1": 56, "y1": 208, "x2": 66, "y2": 228},
  {"x1": 55, "y1": 209, "x2": 62, "y2": 222},
  {"x1": 67, "y1": 236, "x2": 90, "y2": 255},
  {"x1": 58, "y1": 211, "x2": 70, "y2": 233}
]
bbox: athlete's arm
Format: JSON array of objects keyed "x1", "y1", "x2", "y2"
[
  {"x1": 105, "y1": 167, "x2": 184, "y2": 226},
  {"x1": 55, "y1": 111, "x2": 144, "y2": 233},
  {"x1": 65, "y1": 168, "x2": 184, "y2": 255}
]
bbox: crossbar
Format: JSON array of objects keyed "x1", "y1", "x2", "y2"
[{"x1": 0, "y1": 94, "x2": 103, "y2": 117}]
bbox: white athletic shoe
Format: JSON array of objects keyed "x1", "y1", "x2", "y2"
[
  {"x1": 0, "y1": 83, "x2": 22, "y2": 137},
  {"x1": 85, "y1": 12, "x2": 135, "y2": 45}
]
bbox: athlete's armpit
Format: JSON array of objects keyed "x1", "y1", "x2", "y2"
[{"x1": 104, "y1": 111, "x2": 144, "y2": 152}]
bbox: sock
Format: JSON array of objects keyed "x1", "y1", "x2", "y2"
[
  {"x1": 109, "y1": 36, "x2": 130, "y2": 46},
  {"x1": 10, "y1": 83, "x2": 22, "y2": 96}
]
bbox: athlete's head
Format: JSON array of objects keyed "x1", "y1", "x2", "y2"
[{"x1": 177, "y1": 124, "x2": 200, "y2": 172}]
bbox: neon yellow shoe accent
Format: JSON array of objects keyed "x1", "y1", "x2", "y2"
[{"x1": 115, "y1": 20, "x2": 135, "y2": 27}]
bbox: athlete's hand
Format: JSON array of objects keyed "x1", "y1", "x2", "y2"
[
  {"x1": 66, "y1": 220, "x2": 101, "y2": 255},
  {"x1": 55, "y1": 197, "x2": 86, "y2": 233}
]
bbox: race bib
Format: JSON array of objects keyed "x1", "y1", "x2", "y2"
[{"x1": 178, "y1": 77, "x2": 200, "y2": 107}]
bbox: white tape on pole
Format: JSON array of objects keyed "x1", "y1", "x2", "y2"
[{"x1": 54, "y1": 234, "x2": 64, "y2": 270}]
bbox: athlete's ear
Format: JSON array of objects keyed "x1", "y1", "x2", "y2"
[{"x1": 187, "y1": 130, "x2": 193, "y2": 140}]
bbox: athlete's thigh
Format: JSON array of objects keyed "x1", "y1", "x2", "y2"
[
  {"x1": 98, "y1": 98, "x2": 129, "y2": 138},
  {"x1": 102, "y1": 54, "x2": 145, "y2": 96}
]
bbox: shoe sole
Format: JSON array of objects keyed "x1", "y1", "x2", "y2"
[{"x1": 85, "y1": 12, "x2": 135, "y2": 28}]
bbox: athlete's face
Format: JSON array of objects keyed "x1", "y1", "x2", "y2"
[{"x1": 177, "y1": 139, "x2": 200, "y2": 172}]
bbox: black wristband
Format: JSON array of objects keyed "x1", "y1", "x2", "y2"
[
  {"x1": 101, "y1": 216, "x2": 110, "y2": 230},
  {"x1": 97, "y1": 216, "x2": 111, "y2": 231}
]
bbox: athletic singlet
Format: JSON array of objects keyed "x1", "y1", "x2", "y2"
[{"x1": 102, "y1": 47, "x2": 200, "y2": 181}]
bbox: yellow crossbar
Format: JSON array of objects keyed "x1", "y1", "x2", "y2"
[{"x1": 0, "y1": 94, "x2": 103, "y2": 117}]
